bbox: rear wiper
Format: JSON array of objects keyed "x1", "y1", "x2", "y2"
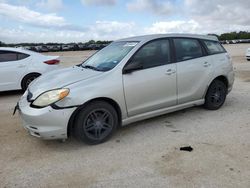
[{"x1": 81, "y1": 65, "x2": 102, "y2": 71}]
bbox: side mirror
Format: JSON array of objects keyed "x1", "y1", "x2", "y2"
[{"x1": 123, "y1": 61, "x2": 143, "y2": 74}]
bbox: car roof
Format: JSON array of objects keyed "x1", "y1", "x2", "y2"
[
  {"x1": 117, "y1": 33, "x2": 218, "y2": 42},
  {"x1": 0, "y1": 47, "x2": 39, "y2": 55}
]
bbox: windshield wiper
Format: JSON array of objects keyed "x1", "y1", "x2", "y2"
[{"x1": 81, "y1": 65, "x2": 102, "y2": 71}]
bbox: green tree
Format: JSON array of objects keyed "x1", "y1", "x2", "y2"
[{"x1": 218, "y1": 31, "x2": 250, "y2": 40}]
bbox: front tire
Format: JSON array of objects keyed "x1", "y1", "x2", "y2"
[
  {"x1": 204, "y1": 80, "x2": 227, "y2": 110},
  {"x1": 73, "y1": 101, "x2": 118, "y2": 145}
]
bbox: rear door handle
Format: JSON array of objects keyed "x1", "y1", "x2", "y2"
[
  {"x1": 18, "y1": 65, "x2": 26, "y2": 68},
  {"x1": 203, "y1": 62, "x2": 211, "y2": 67},
  {"x1": 166, "y1": 69, "x2": 176, "y2": 75}
]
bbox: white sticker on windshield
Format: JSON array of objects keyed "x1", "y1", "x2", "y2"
[{"x1": 123, "y1": 42, "x2": 138, "y2": 47}]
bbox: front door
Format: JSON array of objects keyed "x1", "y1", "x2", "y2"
[{"x1": 123, "y1": 39, "x2": 177, "y2": 117}]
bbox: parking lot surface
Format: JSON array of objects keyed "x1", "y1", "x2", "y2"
[{"x1": 0, "y1": 44, "x2": 250, "y2": 187}]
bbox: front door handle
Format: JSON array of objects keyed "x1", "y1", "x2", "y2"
[{"x1": 166, "y1": 69, "x2": 176, "y2": 75}]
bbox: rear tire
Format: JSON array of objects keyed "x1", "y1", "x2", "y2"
[
  {"x1": 21, "y1": 73, "x2": 41, "y2": 91},
  {"x1": 73, "y1": 101, "x2": 118, "y2": 145},
  {"x1": 204, "y1": 80, "x2": 227, "y2": 110}
]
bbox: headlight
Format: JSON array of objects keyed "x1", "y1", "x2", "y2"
[{"x1": 32, "y1": 88, "x2": 69, "y2": 108}]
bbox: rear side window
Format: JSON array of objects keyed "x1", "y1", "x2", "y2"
[
  {"x1": 203, "y1": 40, "x2": 226, "y2": 55},
  {"x1": 130, "y1": 39, "x2": 171, "y2": 69},
  {"x1": 174, "y1": 38, "x2": 203, "y2": 62},
  {"x1": 0, "y1": 51, "x2": 17, "y2": 62},
  {"x1": 0, "y1": 51, "x2": 29, "y2": 62}
]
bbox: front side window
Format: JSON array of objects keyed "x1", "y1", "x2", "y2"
[
  {"x1": 81, "y1": 41, "x2": 138, "y2": 71},
  {"x1": 129, "y1": 39, "x2": 171, "y2": 69},
  {"x1": 203, "y1": 40, "x2": 226, "y2": 55},
  {"x1": 174, "y1": 38, "x2": 203, "y2": 62}
]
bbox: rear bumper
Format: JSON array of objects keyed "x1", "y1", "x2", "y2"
[{"x1": 18, "y1": 92, "x2": 76, "y2": 140}]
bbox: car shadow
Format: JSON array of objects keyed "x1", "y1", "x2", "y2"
[
  {"x1": 25, "y1": 97, "x2": 235, "y2": 150},
  {"x1": 0, "y1": 90, "x2": 23, "y2": 96},
  {"x1": 37, "y1": 106, "x2": 203, "y2": 150},
  {"x1": 118, "y1": 107, "x2": 197, "y2": 133}
]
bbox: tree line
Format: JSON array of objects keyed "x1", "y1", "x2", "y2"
[
  {"x1": 0, "y1": 40, "x2": 113, "y2": 47},
  {"x1": 1, "y1": 31, "x2": 250, "y2": 47},
  {"x1": 218, "y1": 31, "x2": 250, "y2": 40},
  {"x1": 208, "y1": 31, "x2": 250, "y2": 40}
]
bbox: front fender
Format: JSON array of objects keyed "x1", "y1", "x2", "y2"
[{"x1": 54, "y1": 70, "x2": 128, "y2": 119}]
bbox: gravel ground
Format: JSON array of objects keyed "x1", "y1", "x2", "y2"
[{"x1": 0, "y1": 44, "x2": 250, "y2": 188}]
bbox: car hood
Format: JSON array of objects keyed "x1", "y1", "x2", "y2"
[{"x1": 29, "y1": 66, "x2": 102, "y2": 98}]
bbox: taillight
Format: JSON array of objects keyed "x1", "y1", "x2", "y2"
[{"x1": 44, "y1": 59, "x2": 60, "y2": 65}]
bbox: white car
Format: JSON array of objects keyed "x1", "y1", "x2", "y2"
[
  {"x1": 0, "y1": 47, "x2": 60, "y2": 92},
  {"x1": 246, "y1": 48, "x2": 250, "y2": 61}
]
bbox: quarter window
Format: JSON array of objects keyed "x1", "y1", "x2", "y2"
[
  {"x1": 130, "y1": 39, "x2": 171, "y2": 69},
  {"x1": 203, "y1": 40, "x2": 225, "y2": 54},
  {"x1": 174, "y1": 38, "x2": 203, "y2": 62},
  {"x1": 17, "y1": 53, "x2": 29, "y2": 60}
]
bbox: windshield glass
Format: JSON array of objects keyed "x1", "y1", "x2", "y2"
[{"x1": 81, "y1": 41, "x2": 138, "y2": 71}]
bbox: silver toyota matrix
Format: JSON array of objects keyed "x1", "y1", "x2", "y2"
[{"x1": 16, "y1": 34, "x2": 234, "y2": 144}]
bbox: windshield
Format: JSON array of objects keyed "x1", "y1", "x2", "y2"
[{"x1": 81, "y1": 41, "x2": 138, "y2": 71}]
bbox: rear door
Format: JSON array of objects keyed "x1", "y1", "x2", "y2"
[
  {"x1": 203, "y1": 40, "x2": 229, "y2": 67},
  {"x1": 0, "y1": 50, "x2": 30, "y2": 91},
  {"x1": 123, "y1": 39, "x2": 177, "y2": 117},
  {"x1": 173, "y1": 38, "x2": 213, "y2": 104}
]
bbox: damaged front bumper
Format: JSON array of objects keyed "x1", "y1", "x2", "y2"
[{"x1": 15, "y1": 91, "x2": 76, "y2": 140}]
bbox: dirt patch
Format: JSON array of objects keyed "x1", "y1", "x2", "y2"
[{"x1": 235, "y1": 70, "x2": 250, "y2": 81}]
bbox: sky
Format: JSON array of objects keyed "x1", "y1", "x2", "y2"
[{"x1": 0, "y1": 0, "x2": 250, "y2": 43}]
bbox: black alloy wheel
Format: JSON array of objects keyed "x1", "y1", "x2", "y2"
[
  {"x1": 204, "y1": 80, "x2": 227, "y2": 110},
  {"x1": 83, "y1": 109, "x2": 114, "y2": 141},
  {"x1": 74, "y1": 101, "x2": 118, "y2": 144}
]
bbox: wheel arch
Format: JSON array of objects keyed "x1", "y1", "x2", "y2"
[
  {"x1": 204, "y1": 75, "x2": 229, "y2": 98},
  {"x1": 214, "y1": 75, "x2": 228, "y2": 89},
  {"x1": 67, "y1": 97, "x2": 122, "y2": 137},
  {"x1": 21, "y1": 72, "x2": 41, "y2": 89}
]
